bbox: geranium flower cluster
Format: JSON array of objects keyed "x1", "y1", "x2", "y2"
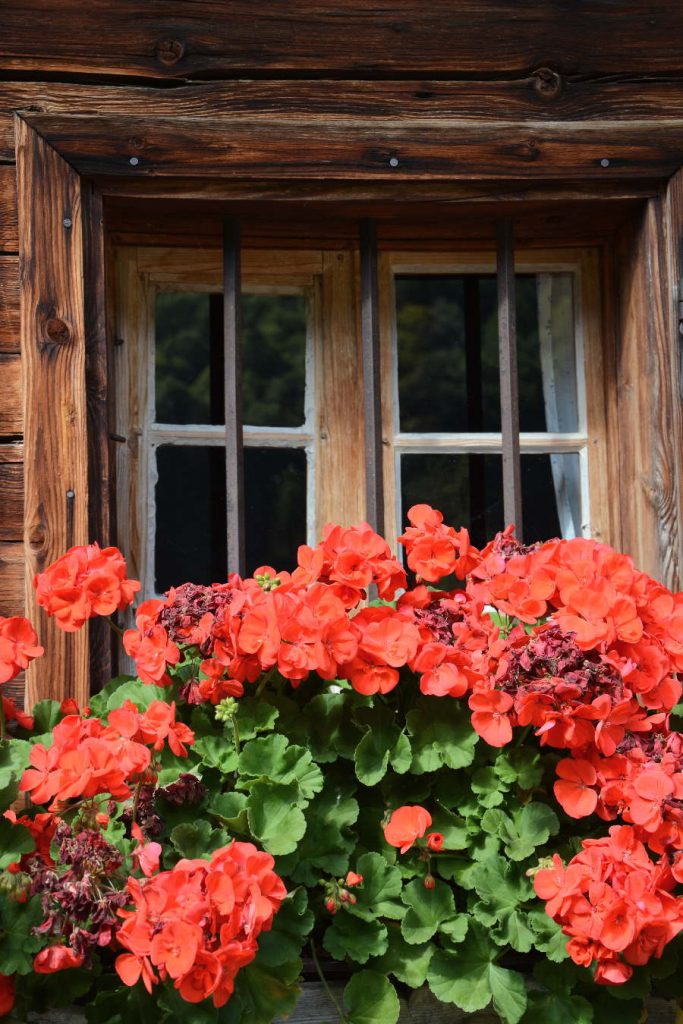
[
  {"x1": 19, "y1": 703, "x2": 194, "y2": 809},
  {"x1": 34, "y1": 543, "x2": 141, "y2": 632},
  {"x1": 115, "y1": 841, "x2": 286, "y2": 1007},
  {"x1": 0, "y1": 615, "x2": 43, "y2": 684},
  {"x1": 383, "y1": 805, "x2": 444, "y2": 855},
  {"x1": 534, "y1": 825, "x2": 683, "y2": 984},
  {"x1": 118, "y1": 523, "x2": 409, "y2": 701}
]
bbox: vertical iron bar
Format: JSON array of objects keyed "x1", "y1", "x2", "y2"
[
  {"x1": 464, "y1": 276, "x2": 486, "y2": 545},
  {"x1": 223, "y1": 219, "x2": 246, "y2": 575},
  {"x1": 360, "y1": 218, "x2": 385, "y2": 535},
  {"x1": 496, "y1": 219, "x2": 523, "y2": 539}
]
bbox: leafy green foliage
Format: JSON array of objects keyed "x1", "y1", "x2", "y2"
[
  {"x1": 0, "y1": 816, "x2": 34, "y2": 869},
  {"x1": 0, "y1": 895, "x2": 43, "y2": 974},
  {"x1": 406, "y1": 698, "x2": 478, "y2": 772},
  {"x1": 344, "y1": 970, "x2": 400, "y2": 1024},
  {"x1": 324, "y1": 911, "x2": 389, "y2": 963},
  {"x1": 401, "y1": 879, "x2": 455, "y2": 943}
]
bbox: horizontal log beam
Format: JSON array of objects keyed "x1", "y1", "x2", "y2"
[
  {"x1": 24, "y1": 112, "x2": 683, "y2": 182},
  {"x1": 7, "y1": 79, "x2": 683, "y2": 161},
  {"x1": 0, "y1": 354, "x2": 22, "y2": 434},
  {"x1": 0, "y1": 257, "x2": 19, "y2": 352},
  {"x1": 2, "y1": 1, "x2": 683, "y2": 78},
  {"x1": 0, "y1": 542, "x2": 23, "y2": 616},
  {"x1": 0, "y1": 166, "x2": 18, "y2": 252},
  {"x1": 0, "y1": 444, "x2": 23, "y2": 542}
]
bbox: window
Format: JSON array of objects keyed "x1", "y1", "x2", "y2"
[{"x1": 113, "y1": 237, "x2": 608, "y2": 600}]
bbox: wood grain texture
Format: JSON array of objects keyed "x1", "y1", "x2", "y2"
[
  {"x1": 0, "y1": 541, "x2": 23, "y2": 615},
  {"x1": 613, "y1": 196, "x2": 683, "y2": 588},
  {"x1": 24, "y1": 112, "x2": 683, "y2": 182},
  {"x1": 0, "y1": 256, "x2": 20, "y2": 351},
  {"x1": 0, "y1": 164, "x2": 18, "y2": 252},
  {"x1": 0, "y1": 442, "x2": 23, "y2": 542},
  {"x1": 16, "y1": 118, "x2": 89, "y2": 706},
  {"x1": 8, "y1": 80, "x2": 683, "y2": 162},
  {"x1": 0, "y1": 353, "x2": 22, "y2": 434},
  {"x1": 2, "y1": 2, "x2": 683, "y2": 77}
]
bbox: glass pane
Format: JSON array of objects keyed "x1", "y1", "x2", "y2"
[
  {"x1": 155, "y1": 446, "x2": 226, "y2": 592},
  {"x1": 400, "y1": 453, "x2": 504, "y2": 550},
  {"x1": 522, "y1": 453, "x2": 582, "y2": 541},
  {"x1": 243, "y1": 293, "x2": 307, "y2": 427},
  {"x1": 396, "y1": 276, "x2": 500, "y2": 433},
  {"x1": 244, "y1": 448, "x2": 307, "y2": 574},
  {"x1": 526, "y1": 273, "x2": 579, "y2": 434},
  {"x1": 155, "y1": 293, "x2": 213, "y2": 425},
  {"x1": 155, "y1": 291, "x2": 308, "y2": 428}
]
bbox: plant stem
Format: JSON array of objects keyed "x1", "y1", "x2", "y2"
[
  {"x1": 310, "y1": 940, "x2": 347, "y2": 1024},
  {"x1": 0, "y1": 695, "x2": 5, "y2": 742},
  {"x1": 107, "y1": 617, "x2": 125, "y2": 638},
  {"x1": 130, "y1": 779, "x2": 143, "y2": 827},
  {"x1": 254, "y1": 666, "x2": 277, "y2": 700},
  {"x1": 231, "y1": 717, "x2": 241, "y2": 756}
]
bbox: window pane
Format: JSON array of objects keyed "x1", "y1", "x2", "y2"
[
  {"x1": 522, "y1": 453, "x2": 582, "y2": 541},
  {"x1": 244, "y1": 448, "x2": 307, "y2": 574},
  {"x1": 155, "y1": 291, "x2": 308, "y2": 428},
  {"x1": 155, "y1": 293, "x2": 213, "y2": 425},
  {"x1": 526, "y1": 273, "x2": 579, "y2": 434},
  {"x1": 155, "y1": 446, "x2": 227, "y2": 592},
  {"x1": 400, "y1": 453, "x2": 504, "y2": 549},
  {"x1": 396, "y1": 276, "x2": 500, "y2": 433},
  {"x1": 243, "y1": 293, "x2": 307, "y2": 427}
]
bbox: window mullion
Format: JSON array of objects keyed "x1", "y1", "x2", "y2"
[
  {"x1": 223, "y1": 218, "x2": 246, "y2": 575},
  {"x1": 360, "y1": 218, "x2": 385, "y2": 534},
  {"x1": 496, "y1": 218, "x2": 524, "y2": 540}
]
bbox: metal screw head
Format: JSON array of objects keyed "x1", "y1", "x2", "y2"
[
  {"x1": 62, "y1": 217, "x2": 72, "y2": 228},
  {"x1": 389, "y1": 157, "x2": 399, "y2": 168},
  {"x1": 129, "y1": 156, "x2": 140, "y2": 166},
  {"x1": 600, "y1": 158, "x2": 610, "y2": 168}
]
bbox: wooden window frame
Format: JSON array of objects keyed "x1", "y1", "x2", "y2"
[{"x1": 14, "y1": 95, "x2": 683, "y2": 703}]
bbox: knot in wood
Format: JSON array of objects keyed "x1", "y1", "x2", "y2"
[
  {"x1": 532, "y1": 67, "x2": 563, "y2": 101},
  {"x1": 155, "y1": 38, "x2": 185, "y2": 66},
  {"x1": 44, "y1": 318, "x2": 72, "y2": 345}
]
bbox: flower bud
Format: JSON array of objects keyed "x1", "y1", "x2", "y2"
[
  {"x1": 345, "y1": 871, "x2": 363, "y2": 887},
  {"x1": 325, "y1": 898, "x2": 337, "y2": 915},
  {"x1": 424, "y1": 874, "x2": 435, "y2": 890},
  {"x1": 215, "y1": 697, "x2": 238, "y2": 723}
]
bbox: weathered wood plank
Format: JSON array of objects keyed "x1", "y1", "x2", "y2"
[
  {"x1": 0, "y1": 443, "x2": 23, "y2": 542},
  {"x1": 2, "y1": 2, "x2": 683, "y2": 78},
  {"x1": 0, "y1": 164, "x2": 18, "y2": 252},
  {"x1": 0, "y1": 256, "x2": 20, "y2": 351},
  {"x1": 0, "y1": 541, "x2": 23, "y2": 616},
  {"x1": 16, "y1": 118, "x2": 89, "y2": 707},
  {"x1": 614, "y1": 195, "x2": 683, "y2": 589},
  {"x1": 25, "y1": 112, "x2": 683, "y2": 181},
  {"x1": 8, "y1": 79, "x2": 683, "y2": 161},
  {"x1": 0, "y1": 353, "x2": 22, "y2": 434}
]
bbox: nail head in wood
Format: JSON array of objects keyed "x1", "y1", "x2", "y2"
[
  {"x1": 44, "y1": 318, "x2": 72, "y2": 345},
  {"x1": 389, "y1": 157, "x2": 399, "y2": 167},
  {"x1": 129, "y1": 156, "x2": 139, "y2": 166},
  {"x1": 600, "y1": 158, "x2": 610, "y2": 167},
  {"x1": 62, "y1": 217, "x2": 72, "y2": 229}
]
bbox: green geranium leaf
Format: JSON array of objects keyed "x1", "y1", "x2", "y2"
[
  {"x1": 344, "y1": 970, "x2": 400, "y2": 1024},
  {"x1": 0, "y1": 817, "x2": 34, "y2": 869},
  {"x1": 440, "y1": 914, "x2": 468, "y2": 945},
  {"x1": 522, "y1": 992, "x2": 593, "y2": 1024},
  {"x1": 471, "y1": 858, "x2": 534, "y2": 950},
  {"x1": 353, "y1": 705, "x2": 411, "y2": 786},
  {"x1": 194, "y1": 734, "x2": 238, "y2": 774},
  {"x1": 222, "y1": 957, "x2": 302, "y2": 1024},
  {"x1": 170, "y1": 820, "x2": 228, "y2": 859},
  {"x1": 324, "y1": 911, "x2": 388, "y2": 964},
  {"x1": 238, "y1": 735, "x2": 323, "y2": 799},
  {"x1": 0, "y1": 895, "x2": 43, "y2": 974},
  {"x1": 428, "y1": 922, "x2": 527, "y2": 1023},
  {"x1": 233, "y1": 697, "x2": 278, "y2": 740},
  {"x1": 406, "y1": 698, "x2": 478, "y2": 773},
  {"x1": 506, "y1": 803, "x2": 560, "y2": 861},
  {"x1": 494, "y1": 747, "x2": 544, "y2": 790},
  {"x1": 370, "y1": 930, "x2": 434, "y2": 988},
  {"x1": 247, "y1": 780, "x2": 307, "y2": 856},
  {"x1": 31, "y1": 699, "x2": 63, "y2": 734},
  {"x1": 401, "y1": 878, "x2": 455, "y2": 944},
  {"x1": 284, "y1": 776, "x2": 359, "y2": 882},
  {"x1": 527, "y1": 909, "x2": 570, "y2": 962},
  {"x1": 0, "y1": 738, "x2": 31, "y2": 808},
  {"x1": 353, "y1": 852, "x2": 403, "y2": 919},
  {"x1": 290, "y1": 692, "x2": 362, "y2": 763},
  {"x1": 430, "y1": 804, "x2": 469, "y2": 850},
  {"x1": 103, "y1": 679, "x2": 171, "y2": 713},
  {"x1": 588, "y1": 992, "x2": 643, "y2": 1024},
  {"x1": 208, "y1": 791, "x2": 249, "y2": 834},
  {"x1": 87, "y1": 674, "x2": 137, "y2": 717},
  {"x1": 471, "y1": 766, "x2": 506, "y2": 808},
  {"x1": 158, "y1": 986, "x2": 219, "y2": 1023},
  {"x1": 257, "y1": 889, "x2": 314, "y2": 967}
]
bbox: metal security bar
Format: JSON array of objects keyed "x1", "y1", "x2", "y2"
[
  {"x1": 360, "y1": 218, "x2": 385, "y2": 534},
  {"x1": 223, "y1": 218, "x2": 246, "y2": 575},
  {"x1": 496, "y1": 218, "x2": 524, "y2": 540}
]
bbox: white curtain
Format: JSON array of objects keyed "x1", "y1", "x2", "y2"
[{"x1": 536, "y1": 273, "x2": 582, "y2": 539}]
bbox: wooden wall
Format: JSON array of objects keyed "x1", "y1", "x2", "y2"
[{"x1": 2, "y1": 2, "x2": 683, "y2": 703}]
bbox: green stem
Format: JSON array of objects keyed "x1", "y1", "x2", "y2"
[
  {"x1": 0, "y1": 694, "x2": 5, "y2": 742},
  {"x1": 254, "y1": 666, "x2": 277, "y2": 700},
  {"x1": 231, "y1": 717, "x2": 241, "y2": 756},
  {"x1": 107, "y1": 617, "x2": 125, "y2": 638},
  {"x1": 310, "y1": 940, "x2": 347, "y2": 1024}
]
